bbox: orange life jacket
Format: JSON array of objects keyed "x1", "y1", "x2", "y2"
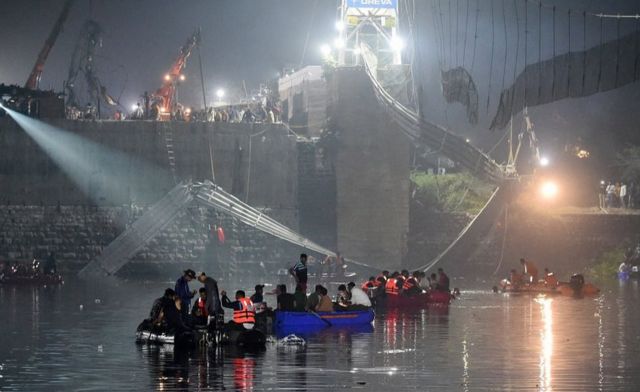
[
  {"x1": 361, "y1": 281, "x2": 375, "y2": 293},
  {"x1": 196, "y1": 297, "x2": 208, "y2": 317},
  {"x1": 233, "y1": 297, "x2": 255, "y2": 324},
  {"x1": 403, "y1": 276, "x2": 416, "y2": 290},
  {"x1": 385, "y1": 278, "x2": 399, "y2": 295}
]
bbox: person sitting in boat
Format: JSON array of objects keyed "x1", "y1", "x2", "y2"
[
  {"x1": 293, "y1": 284, "x2": 307, "y2": 312},
  {"x1": 221, "y1": 290, "x2": 256, "y2": 331},
  {"x1": 437, "y1": 268, "x2": 450, "y2": 292},
  {"x1": 148, "y1": 288, "x2": 177, "y2": 327},
  {"x1": 347, "y1": 282, "x2": 372, "y2": 310},
  {"x1": 402, "y1": 271, "x2": 421, "y2": 296},
  {"x1": 543, "y1": 268, "x2": 558, "y2": 287},
  {"x1": 520, "y1": 258, "x2": 539, "y2": 283},
  {"x1": 162, "y1": 291, "x2": 192, "y2": 335},
  {"x1": 306, "y1": 284, "x2": 323, "y2": 311},
  {"x1": 509, "y1": 269, "x2": 525, "y2": 288},
  {"x1": 191, "y1": 288, "x2": 208, "y2": 326},
  {"x1": 276, "y1": 284, "x2": 296, "y2": 311},
  {"x1": 315, "y1": 286, "x2": 334, "y2": 312},
  {"x1": 428, "y1": 273, "x2": 439, "y2": 291},
  {"x1": 335, "y1": 284, "x2": 351, "y2": 310},
  {"x1": 250, "y1": 284, "x2": 265, "y2": 305},
  {"x1": 385, "y1": 272, "x2": 402, "y2": 296}
]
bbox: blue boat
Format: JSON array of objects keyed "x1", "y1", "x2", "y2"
[{"x1": 275, "y1": 309, "x2": 375, "y2": 329}]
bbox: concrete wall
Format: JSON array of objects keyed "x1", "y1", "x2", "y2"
[
  {"x1": 331, "y1": 68, "x2": 411, "y2": 270},
  {"x1": 0, "y1": 118, "x2": 297, "y2": 225}
]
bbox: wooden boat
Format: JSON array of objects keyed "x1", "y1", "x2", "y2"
[
  {"x1": 498, "y1": 276, "x2": 600, "y2": 297},
  {"x1": 274, "y1": 309, "x2": 375, "y2": 329}
]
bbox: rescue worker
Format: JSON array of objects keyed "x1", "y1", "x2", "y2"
[
  {"x1": 543, "y1": 268, "x2": 558, "y2": 287},
  {"x1": 221, "y1": 290, "x2": 255, "y2": 331},
  {"x1": 385, "y1": 272, "x2": 401, "y2": 296},
  {"x1": 403, "y1": 271, "x2": 422, "y2": 296},
  {"x1": 437, "y1": 268, "x2": 450, "y2": 292},
  {"x1": 509, "y1": 269, "x2": 524, "y2": 288},
  {"x1": 289, "y1": 253, "x2": 308, "y2": 292},
  {"x1": 197, "y1": 272, "x2": 223, "y2": 323},
  {"x1": 520, "y1": 258, "x2": 539, "y2": 282},
  {"x1": 361, "y1": 276, "x2": 377, "y2": 293},
  {"x1": 191, "y1": 288, "x2": 208, "y2": 326},
  {"x1": 175, "y1": 269, "x2": 197, "y2": 320}
]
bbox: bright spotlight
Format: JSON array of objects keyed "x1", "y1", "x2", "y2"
[
  {"x1": 320, "y1": 44, "x2": 332, "y2": 56},
  {"x1": 185, "y1": 107, "x2": 192, "y2": 114},
  {"x1": 179, "y1": 74, "x2": 186, "y2": 82},
  {"x1": 390, "y1": 35, "x2": 405, "y2": 51},
  {"x1": 353, "y1": 48, "x2": 362, "y2": 56},
  {"x1": 465, "y1": 138, "x2": 470, "y2": 143},
  {"x1": 333, "y1": 37, "x2": 345, "y2": 49},
  {"x1": 164, "y1": 74, "x2": 171, "y2": 81},
  {"x1": 216, "y1": 89, "x2": 225, "y2": 99},
  {"x1": 539, "y1": 157, "x2": 550, "y2": 166},
  {"x1": 131, "y1": 104, "x2": 138, "y2": 111},
  {"x1": 335, "y1": 21, "x2": 344, "y2": 31},
  {"x1": 540, "y1": 181, "x2": 558, "y2": 199}
]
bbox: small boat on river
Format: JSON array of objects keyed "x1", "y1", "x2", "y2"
[
  {"x1": 0, "y1": 273, "x2": 64, "y2": 285},
  {"x1": 497, "y1": 274, "x2": 600, "y2": 297},
  {"x1": 382, "y1": 291, "x2": 452, "y2": 308},
  {"x1": 274, "y1": 309, "x2": 375, "y2": 329}
]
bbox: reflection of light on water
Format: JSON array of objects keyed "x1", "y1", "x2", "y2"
[
  {"x1": 462, "y1": 338, "x2": 470, "y2": 392},
  {"x1": 596, "y1": 296, "x2": 604, "y2": 391},
  {"x1": 535, "y1": 297, "x2": 553, "y2": 391}
]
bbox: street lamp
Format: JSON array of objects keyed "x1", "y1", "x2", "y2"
[{"x1": 216, "y1": 89, "x2": 225, "y2": 99}]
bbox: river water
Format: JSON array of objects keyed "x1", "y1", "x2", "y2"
[{"x1": 1, "y1": 278, "x2": 639, "y2": 391}]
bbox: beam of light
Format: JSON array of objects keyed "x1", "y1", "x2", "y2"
[
  {"x1": 535, "y1": 296, "x2": 553, "y2": 391},
  {"x1": 2, "y1": 107, "x2": 171, "y2": 204}
]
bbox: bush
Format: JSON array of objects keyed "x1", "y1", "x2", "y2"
[
  {"x1": 410, "y1": 171, "x2": 494, "y2": 214},
  {"x1": 589, "y1": 246, "x2": 627, "y2": 280}
]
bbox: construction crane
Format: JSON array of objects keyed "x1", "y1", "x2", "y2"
[
  {"x1": 24, "y1": 0, "x2": 75, "y2": 90},
  {"x1": 153, "y1": 29, "x2": 201, "y2": 119}
]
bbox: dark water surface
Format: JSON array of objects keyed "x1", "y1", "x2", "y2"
[{"x1": 1, "y1": 278, "x2": 640, "y2": 391}]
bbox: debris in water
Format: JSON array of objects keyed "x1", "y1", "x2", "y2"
[
  {"x1": 79, "y1": 304, "x2": 84, "y2": 310},
  {"x1": 97, "y1": 345, "x2": 103, "y2": 352},
  {"x1": 278, "y1": 334, "x2": 306, "y2": 346}
]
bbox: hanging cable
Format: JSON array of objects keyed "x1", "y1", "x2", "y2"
[
  {"x1": 500, "y1": 0, "x2": 509, "y2": 96},
  {"x1": 471, "y1": 0, "x2": 480, "y2": 71},
  {"x1": 524, "y1": 0, "x2": 528, "y2": 107},
  {"x1": 537, "y1": 0, "x2": 542, "y2": 101},
  {"x1": 456, "y1": 0, "x2": 460, "y2": 65},
  {"x1": 432, "y1": 0, "x2": 445, "y2": 69},
  {"x1": 438, "y1": 0, "x2": 448, "y2": 68},
  {"x1": 582, "y1": 11, "x2": 587, "y2": 94},
  {"x1": 448, "y1": 0, "x2": 453, "y2": 67},
  {"x1": 567, "y1": 9, "x2": 572, "y2": 93},
  {"x1": 615, "y1": 18, "x2": 621, "y2": 87},
  {"x1": 486, "y1": 0, "x2": 496, "y2": 114},
  {"x1": 635, "y1": 18, "x2": 640, "y2": 81},
  {"x1": 552, "y1": 6, "x2": 556, "y2": 97},
  {"x1": 463, "y1": 0, "x2": 470, "y2": 68},
  {"x1": 598, "y1": 16, "x2": 604, "y2": 91},
  {"x1": 510, "y1": 0, "x2": 520, "y2": 117}
]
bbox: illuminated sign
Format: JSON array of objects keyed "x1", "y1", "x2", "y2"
[{"x1": 347, "y1": 0, "x2": 397, "y2": 9}]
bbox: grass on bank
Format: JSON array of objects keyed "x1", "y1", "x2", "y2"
[
  {"x1": 410, "y1": 171, "x2": 494, "y2": 215},
  {"x1": 589, "y1": 246, "x2": 627, "y2": 280}
]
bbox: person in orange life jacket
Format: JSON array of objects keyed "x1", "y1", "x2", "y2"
[
  {"x1": 385, "y1": 271, "x2": 402, "y2": 295},
  {"x1": 403, "y1": 271, "x2": 423, "y2": 296},
  {"x1": 520, "y1": 258, "x2": 539, "y2": 283},
  {"x1": 361, "y1": 276, "x2": 377, "y2": 293},
  {"x1": 191, "y1": 288, "x2": 208, "y2": 326},
  {"x1": 543, "y1": 268, "x2": 558, "y2": 287},
  {"x1": 509, "y1": 269, "x2": 524, "y2": 288},
  {"x1": 221, "y1": 290, "x2": 256, "y2": 331}
]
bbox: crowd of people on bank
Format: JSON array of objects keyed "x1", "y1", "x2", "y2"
[{"x1": 599, "y1": 180, "x2": 637, "y2": 209}]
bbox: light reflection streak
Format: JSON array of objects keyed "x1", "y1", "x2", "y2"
[
  {"x1": 535, "y1": 297, "x2": 553, "y2": 391},
  {"x1": 462, "y1": 337, "x2": 470, "y2": 392},
  {"x1": 596, "y1": 296, "x2": 605, "y2": 391}
]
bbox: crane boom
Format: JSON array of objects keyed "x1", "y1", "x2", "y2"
[
  {"x1": 24, "y1": 0, "x2": 75, "y2": 90},
  {"x1": 154, "y1": 29, "x2": 201, "y2": 116}
]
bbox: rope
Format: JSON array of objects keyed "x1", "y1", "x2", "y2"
[
  {"x1": 537, "y1": 0, "x2": 542, "y2": 102},
  {"x1": 486, "y1": 0, "x2": 496, "y2": 114},
  {"x1": 448, "y1": 0, "x2": 453, "y2": 67},
  {"x1": 456, "y1": 0, "x2": 460, "y2": 65},
  {"x1": 463, "y1": 0, "x2": 470, "y2": 68},
  {"x1": 552, "y1": 6, "x2": 556, "y2": 97},
  {"x1": 635, "y1": 18, "x2": 639, "y2": 81},
  {"x1": 500, "y1": 0, "x2": 509, "y2": 97},
  {"x1": 298, "y1": 0, "x2": 318, "y2": 68},
  {"x1": 598, "y1": 16, "x2": 604, "y2": 90},
  {"x1": 438, "y1": 0, "x2": 448, "y2": 69},
  {"x1": 471, "y1": 0, "x2": 480, "y2": 71},
  {"x1": 582, "y1": 11, "x2": 587, "y2": 95},
  {"x1": 615, "y1": 18, "x2": 621, "y2": 87},
  {"x1": 244, "y1": 127, "x2": 269, "y2": 202},
  {"x1": 524, "y1": 0, "x2": 528, "y2": 108},
  {"x1": 492, "y1": 205, "x2": 509, "y2": 276},
  {"x1": 510, "y1": 0, "x2": 520, "y2": 119}
]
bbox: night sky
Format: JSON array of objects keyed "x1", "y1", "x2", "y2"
[
  {"x1": 1, "y1": 0, "x2": 639, "y2": 173},
  {"x1": 0, "y1": 0, "x2": 337, "y2": 108}
]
